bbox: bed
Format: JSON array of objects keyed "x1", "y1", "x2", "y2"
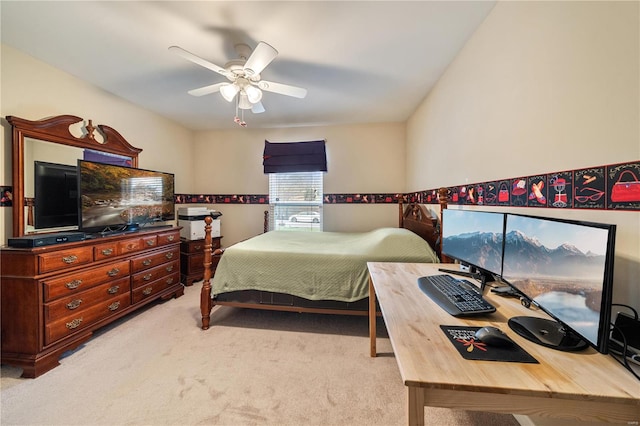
[{"x1": 199, "y1": 195, "x2": 448, "y2": 330}]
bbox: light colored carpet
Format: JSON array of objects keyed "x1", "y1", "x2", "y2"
[{"x1": 1, "y1": 284, "x2": 520, "y2": 426}]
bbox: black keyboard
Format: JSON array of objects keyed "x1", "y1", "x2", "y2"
[{"x1": 417, "y1": 274, "x2": 496, "y2": 317}]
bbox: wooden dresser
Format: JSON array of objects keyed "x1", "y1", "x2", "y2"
[
  {"x1": 1, "y1": 226, "x2": 184, "y2": 378},
  {"x1": 180, "y1": 237, "x2": 222, "y2": 286}
]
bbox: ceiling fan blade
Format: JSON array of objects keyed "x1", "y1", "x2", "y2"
[
  {"x1": 187, "y1": 82, "x2": 227, "y2": 97},
  {"x1": 258, "y1": 80, "x2": 307, "y2": 99},
  {"x1": 169, "y1": 46, "x2": 230, "y2": 77},
  {"x1": 251, "y1": 102, "x2": 265, "y2": 114},
  {"x1": 243, "y1": 42, "x2": 278, "y2": 76}
]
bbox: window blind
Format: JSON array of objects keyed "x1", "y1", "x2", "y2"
[{"x1": 269, "y1": 171, "x2": 323, "y2": 231}]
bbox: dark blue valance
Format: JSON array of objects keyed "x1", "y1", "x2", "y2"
[{"x1": 263, "y1": 140, "x2": 327, "y2": 173}]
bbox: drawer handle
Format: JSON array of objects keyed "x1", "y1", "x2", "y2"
[
  {"x1": 66, "y1": 299, "x2": 82, "y2": 310},
  {"x1": 165, "y1": 252, "x2": 174, "y2": 259},
  {"x1": 194, "y1": 245, "x2": 202, "y2": 250},
  {"x1": 167, "y1": 235, "x2": 175, "y2": 242},
  {"x1": 107, "y1": 268, "x2": 120, "y2": 277},
  {"x1": 166, "y1": 277, "x2": 174, "y2": 285},
  {"x1": 142, "y1": 259, "x2": 152, "y2": 266},
  {"x1": 65, "y1": 279, "x2": 82, "y2": 290},
  {"x1": 146, "y1": 240, "x2": 155, "y2": 246},
  {"x1": 166, "y1": 265, "x2": 174, "y2": 272},
  {"x1": 143, "y1": 273, "x2": 153, "y2": 281},
  {"x1": 142, "y1": 287, "x2": 153, "y2": 295},
  {"x1": 107, "y1": 285, "x2": 120, "y2": 294},
  {"x1": 101, "y1": 248, "x2": 114, "y2": 256},
  {"x1": 127, "y1": 244, "x2": 136, "y2": 250},
  {"x1": 66, "y1": 318, "x2": 83, "y2": 330},
  {"x1": 62, "y1": 255, "x2": 78, "y2": 264},
  {"x1": 108, "y1": 301, "x2": 121, "y2": 311}
]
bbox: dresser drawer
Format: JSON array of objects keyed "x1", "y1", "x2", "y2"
[
  {"x1": 38, "y1": 246, "x2": 93, "y2": 274},
  {"x1": 44, "y1": 277, "x2": 130, "y2": 322},
  {"x1": 181, "y1": 239, "x2": 205, "y2": 254},
  {"x1": 158, "y1": 230, "x2": 180, "y2": 246},
  {"x1": 131, "y1": 260, "x2": 179, "y2": 289},
  {"x1": 180, "y1": 238, "x2": 220, "y2": 252},
  {"x1": 131, "y1": 247, "x2": 179, "y2": 272},
  {"x1": 45, "y1": 293, "x2": 130, "y2": 344},
  {"x1": 42, "y1": 260, "x2": 130, "y2": 302},
  {"x1": 187, "y1": 252, "x2": 205, "y2": 271},
  {"x1": 131, "y1": 272, "x2": 180, "y2": 304},
  {"x1": 180, "y1": 252, "x2": 203, "y2": 276},
  {"x1": 93, "y1": 242, "x2": 118, "y2": 261},
  {"x1": 118, "y1": 235, "x2": 157, "y2": 255}
]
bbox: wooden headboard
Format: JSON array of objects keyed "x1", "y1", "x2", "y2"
[{"x1": 398, "y1": 188, "x2": 448, "y2": 259}]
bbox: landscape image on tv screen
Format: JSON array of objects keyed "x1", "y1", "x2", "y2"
[
  {"x1": 502, "y1": 215, "x2": 611, "y2": 346},
  {"x1": 79, "y1": 160, "x2": 175, "y2": 230}
]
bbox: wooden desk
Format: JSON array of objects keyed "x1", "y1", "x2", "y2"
[{"x1": 367, "y1": 262, "x2": 639, "y2": 425}]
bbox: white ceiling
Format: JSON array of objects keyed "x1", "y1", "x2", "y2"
[{"x1": 1, "y1": 1, "x2": 495, "y2": 131}]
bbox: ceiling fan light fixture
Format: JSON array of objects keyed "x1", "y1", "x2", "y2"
[
  {"x1": 238, "y1": 92, "x2": 253, "y2": 110},
  {"x1": 244, "y1": 85, "x2": 263, "y2": 104},
  {"x1": 220, "y1": 83, "x2": 239, "y2": 102}
]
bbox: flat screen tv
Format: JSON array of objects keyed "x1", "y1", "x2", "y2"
[
  {"x1": 502, "y1": 213, "x2": 616, "y2": 354},
  {"x1": 34, "y1": 161, "x2": 78, "y2": 229},
  {"x1": 78, "y1": 160, "x2": 175, "y2": 234},
  {"x1": 441, "y1": 209, "x2": 505, "y2": 287}
]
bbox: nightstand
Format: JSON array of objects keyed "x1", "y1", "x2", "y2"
[{"x1": 180, "y1": 237, "x2": 221, "y2": 286}]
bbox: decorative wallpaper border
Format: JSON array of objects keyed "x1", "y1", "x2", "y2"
[
  {"x1": 406, "y1": 160, "x2": 640, "y2": 212},
  {"x1": 176, "y1": 160, "x2": 640, "y2": 212},
  {"x1": 175, "y1": 193, "x2": 403, "y2": 205}
]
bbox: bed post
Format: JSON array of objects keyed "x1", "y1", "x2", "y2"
[
  {"x1": 438, "y1": 187, "x2": 449, "y2": 261},
  {"x1": 200, "y1": 216, "x2": 213, "y2": 330},
  {"x1": 264, "y1": 210, "x2": 269, "y2": 233},
  {"x1": 398, "y1": 197, "x2": 404, "y2": 227}
]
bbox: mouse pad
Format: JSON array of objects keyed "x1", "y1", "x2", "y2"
[{"x1": 440, "y1": 325, "x2": 538, "y2": 363}]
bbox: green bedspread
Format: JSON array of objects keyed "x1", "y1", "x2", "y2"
[{"x1": 212, "y1": 227, "x2": 439, "y2": 302}]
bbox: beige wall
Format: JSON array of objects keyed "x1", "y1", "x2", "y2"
[
  {"x1": 191, "y1": 123, "x2": 406, "y2": 243},
  {"x1": 406, "y1": 2, "x2": 640, "y2": 311},
  {"x1": 0, "y1": 45, "x2": 195, "y2": 243}
]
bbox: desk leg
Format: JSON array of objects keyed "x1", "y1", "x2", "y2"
[
  {"x1": 369, "y1": 276, "x2": 376, "y2": 357},
  {"x1": 407, "y1": 386, "x2": 425, "y2": 426}
]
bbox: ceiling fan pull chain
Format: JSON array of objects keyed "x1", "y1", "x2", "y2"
[
  {"x1": 234, "y1": 95, "x2": 241, "y2": 125},
  {"x1": 240, "y1": 108, "x2": 247, "y2": 127}
]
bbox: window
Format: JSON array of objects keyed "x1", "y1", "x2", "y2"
[{"x1": 269, "y1": 171, "x2": 323, "y2": 231}]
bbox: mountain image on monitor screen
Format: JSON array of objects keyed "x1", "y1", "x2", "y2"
[
  {"x1": 442, "y1": 231, "x2": 503, "y2": 273},
  {"x1": 503, "y1": 229, "x2": 606, "y2": 280}
]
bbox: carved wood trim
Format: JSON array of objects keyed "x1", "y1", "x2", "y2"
[{"x1": 6, "y1": 115, "x2": 142, "y2": 159}]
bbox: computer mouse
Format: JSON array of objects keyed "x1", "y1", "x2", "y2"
[{"x1": 474, "y1": 326, "x2": 514, "y2": 347}]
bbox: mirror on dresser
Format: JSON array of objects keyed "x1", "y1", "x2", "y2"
[{"x1": 8, "y1": 115, "x2": 142, "y2": 237}]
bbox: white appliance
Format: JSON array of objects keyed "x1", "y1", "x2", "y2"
[{"x1": 178, "y1": 207, "x2": 221, "y2": 240}]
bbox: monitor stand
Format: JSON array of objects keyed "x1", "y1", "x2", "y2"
[{"x1": 508, "y1": 316, "x2": 588, "y2": 352}]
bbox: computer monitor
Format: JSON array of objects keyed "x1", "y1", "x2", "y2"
[
  {"x1": 441, "y1": 209, "x2": 505, "y2": 287},
  {"x1": 502, "y1": 213, "x2": 616, "y2": 354}
]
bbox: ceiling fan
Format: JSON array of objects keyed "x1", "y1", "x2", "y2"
[{"x1": 169, "y1": 42, "x2": 307, "y2": 126}]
